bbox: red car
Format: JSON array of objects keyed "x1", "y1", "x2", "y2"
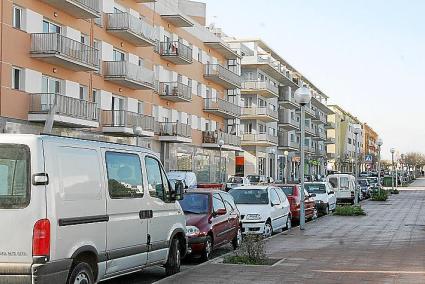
[
  {"x1": 275, "y1": 184, "x2": 317, "y2": 223},
  {"x1": 178, "y1": 189, "x2": 242, "y2": 261}
]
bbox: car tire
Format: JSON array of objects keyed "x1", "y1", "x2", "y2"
[
  {"x1": 285, "y1": 215, "x2": 292, "y2": 230},
  {"x1": 201, "y1": 236, "x2": 213, "y2": 262},
  {"x1": 312, "y1": 208, "x2": 318, "y2": 220},
  {"x1": 232, "y1": 227, "x2": 242, "y2": 250},
  {"x1": 325, "y1": 205, "x2": 329, "y2": 215},
  {"x1": 165, "y1": 238, "x2": 181, "y2": 276},
  {"x1": 263, "y1": 221, "x2": 273, "y2": 238},
  {"x1": 67, "y1": 262, "x2": 95, "y2": 284}
]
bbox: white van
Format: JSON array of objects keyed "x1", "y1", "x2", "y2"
[
  {"x1": 0, "y1": 134, "x2": 187, "y2": 284},
  {"x1": 326, "y1": 174, "x2": 357, "y2": 204}
]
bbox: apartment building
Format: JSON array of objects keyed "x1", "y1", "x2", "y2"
[
  {"x1": 327, "y1": 105, "x2": 364, "y2": 173},
  {"x1": 363, "y1": 123, "x2": 379, "y2": 170},
  {"x1": 0, "y1": 0, "x2": 242, "y2": 183}
]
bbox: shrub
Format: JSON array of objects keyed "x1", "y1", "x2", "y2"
[
  {"x1": 223, "y1": 235, "x2": 268, "y2": 265},
  {"x1": 334, "y1": 205, "x2": 366, "y2": 216},
  {"x1": 372, "y1": 190, "x2": 388, "y2": 201},
  {"x1": 391, "y1": 189, "x2": 400, "y2": 194}
]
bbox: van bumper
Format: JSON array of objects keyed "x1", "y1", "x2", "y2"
[{"x1": 0, "y1": 259, "x2": 72, "y2": 284}]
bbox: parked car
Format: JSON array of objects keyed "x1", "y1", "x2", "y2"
[
  {"x1": 225, "y1": 176, "x2": 251, "y2": 191},
  {"x1": 167, "y1": 170, "x2": 197, "y2": 189},
  {"x1": 179, "y1": 189, "x2": 241, "y2": 261},
  {"x1": 304, "y1": 182, "x2": 337, "y2": 215},
  {"x1": 246, "y1": 175, "x2": 268, "y2": 185},
  {"x1": 276, "y1": 184, "x2": 317, "y2": 223},
  {"x1": 327, "y1": 174, "x2": 359, "y2": 204},
  {"x1": 357, "y1": 178, "x2": 371, "y2": 199},
  {"x1": 229, "y1": 186, "x2": 291, "y2": 237},
  {"x1": 366, "y1": 177, "x2": 380, "y2": 193},
  {"x1": 0, "y1": 134, "x2": 187, "y2": 284}
]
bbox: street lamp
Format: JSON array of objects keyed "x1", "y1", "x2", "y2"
[
  {"x1": 377, "y1": 138, "x2": 383, "y2": 191},
  {"x1": 218, "y1": 139, "x2": 224, "y2": 184},
  {"x1": 400, "y1": 154, "x2": 405, "y2": 187},
  {"x1": 353, "y1": 125, "x2": 361, "y2": 204},
  {"x1": 283, "y1": 150, "x2": 289, "y2": 183},
  {"x1": 390, "y1": 148, "x2": 395, "y2": 192},
  {"x1": 294, "y1": 86, "x2": 312, "y2": 230},
  {"x1": 270, "y1": 148, "x2": 276, "y2": 180}
]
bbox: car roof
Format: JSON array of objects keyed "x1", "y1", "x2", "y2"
[
  {"x1": 186, "y1": 189, "x2": 224, "y2": 194},
  {"x1": 232, "y1": 185, "x2": 272, "y2": 190},
  {"x1": 274, "y1": 184, "x2": 298, "y2": 187},
  {"x1": 304, "y1": 182, "x2": 327, "y2": 184}
]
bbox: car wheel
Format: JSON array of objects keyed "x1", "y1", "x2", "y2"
[
  {"x1": 201, "y1": 236, "x2": 213, "y2": 262},
  {"x1": 285, "y1": 215, "x2": 292, "y2": 230},
  {"x1": 263, "y1": 221, "x2": 273, "y2": 238},
  {"x1": 67, "y1": 262, "x2": 94, "y2": 284},
  {"x1": 325, "y1": 205, "x2": 329, "y2": 215},
  {"x1": 312, "y1": 208, "x2": 318, "y2": 220},
  {"x1": 165, "y1": 238, "x2": 181, "y2": 276},
  {"x1": 232, "y1": 227, "x2": 242, "y2": 250}
]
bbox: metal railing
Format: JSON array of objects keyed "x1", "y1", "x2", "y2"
[
  {"x1": 158, "y1": 122, "x2": 192, "y2": 138},
  {"x1": 159, "y1": 41, "x2": 193, "y2": 62},
  {"x1": 279, "y1": 91, "x2": 298, "y2": 104},
  {"x1": 29, "y1": 93, "x2": 99, "y2": 121},
  {"x1": 241, "y1": 106, "x2": 278, "y2": 119},
  {"x1": 106, "y1": 12, "x2": 155, "y2": 44},
  {"x1": 241, "y1": 133, "x2": 278, "y2": 144},
  {"x1": 278, "y1": 110, "x2": 299, "y2": 127},
  {"x1": 30, "y1": 33, "x2": 99, "y2": 68},
  {"x1": 204, "y1": 98, "x2": 241, "y2": 117},
  {"x1": 202, "y1": 131, "x2": 241, "y2": 147},
  {"x1": 103, "y1": 61, "x2": 154, "y2": 87},
  {"x1": 204, "y1": 64, "x2": 242, "y2": 87},
  {"x1": 158, "y1": 81, "x2": 192, "y2": 101},
  {"x1": 241, "y1": 80, "x2": 279, "y2": 95},
  {"x1": 101, "y1": 110, "x2": 154, "y2": 131},
  {"x1": 70, "y1": 0, "x2": 100, "y2": 13}
]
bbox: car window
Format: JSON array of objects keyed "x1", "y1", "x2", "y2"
[
  {"x1": 340, "y1": 177, "x2": 349, "y2": 189},
  {"x1": 247, "y1": 175, "x2": 260, "y2": 183},
  {"x1": 228, "y1": 177, "x2": 243, "y2": 183},
  {"x1": 213, "y1": 193, "x2": 226, "y2": 212},
  {"x1": 305, "y1": 183, "x2": 326, "y2": 193},
  {"x1": 279, "y1": 186, "x2": 294, "y2": 196},
  {"x1": 220, "y1": 192, "x2": 236, "y2": 212},
  {"x1": 270, "y1": 189, "x2": 280, "y2": 205},
  {"x1": 275, "y1": 188, "x2": 288, "y2": 203},
  {"x1": 105, "y1": 152, "x2": 144, "y2": 199},
  {"x1": 229, "y1": 188, "x2": 269, "y2": 204},
  {"x1": 179, "y1": 193, "x2": 209, "y2": 214},
  {"x1": 145, "y1": 156, "x2": 169, "y2": 201},
  {"x1": 329, "y1": 177, "x2": 338, "y2": 188}
]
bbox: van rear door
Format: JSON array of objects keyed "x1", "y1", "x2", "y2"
[{"x1": 0, "y1": 141, "x2": 46, "y2": 264}]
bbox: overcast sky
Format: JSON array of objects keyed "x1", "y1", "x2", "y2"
[{"x1": 200, "y1": 0, "x2": 425, "y2": 159}]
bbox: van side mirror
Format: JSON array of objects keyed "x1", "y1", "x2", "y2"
[
  {"x1": 328, "y1": 191, "x2": 335, "y2": 195},
  {"x1": 309, "y1": 193, "x2": 316, "y2": 198},
  {"x1": 171, "y1": 180, "x2": 184, "y2": 201}
]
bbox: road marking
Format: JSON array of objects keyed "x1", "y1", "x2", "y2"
[{"x1": 314, "y1": 270, "x2": 425, "y2": 274}]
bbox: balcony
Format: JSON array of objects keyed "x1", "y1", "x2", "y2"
[
  {"x1": 278, "y1": 110, "x2": 299, "y2": 131},
  {"x1": 277, "y1": 132, "x2": 300, "y2": 151},
  {"x1": 158, "y1": 81, "x2": 192, "y2": 102},
  {"x1": 202, "y1": 131, "x2": 242, "y2": 151},
  {"x1": 241, "y1": 107, "x2": 278, "y2": 122},
  {"x1": 241, "y1": 133, "x2": 278, "y2": 147},
  {"x1": 102, "y1": 110, "x2": 154, "y2": 137},
  {"x1": 40, "y1": 0, "x2": 100, "y2": 19},
  {"x1": 241, "y1": 81, "x2": 279, "y2": 98},
  {"x1": 106, "y1": 13, "x2": 155, "y2": 47},
  {"x1": 296, "y1": 106, "x2": 315, "y2": 119},
  {"x1": 313, "y1": 148, "x2": 327, "y2": 157},
  {"x1": 327, "y1": 152, "x2": 337, "y2": 159},
  {"x1": 203, "y1": 64, "x2": 242, "y2": 89},
  {"x1": 326, "y1": 137, "x2": 336, "y2": 144},
  {"x1": 278, "y1": 92, "x2": 299, "y2": 109},
  {"x1": 30, "y1": 33, "x2": 99, "y2": 71},
  {"x1": 158, "y1": 41, "x2": 193, "y2": 65},
  {"x1": 204, "y1": 41, "x2": 240, "y2": 59},
  {"x1": 160, "y1": 14, "x2": 193, "y2": 27},
  {"x1": 28, "y1": 93, "x2": 99, "y2": 128},
  {"x1": 103, "y1": 61, "x2": 154, "y2": 90},
  {"x1": 312, "y1": 109, "x2": 327, "y2": 124},
  {"x1": 325, "y1": 121, "x2": 336, "y2": 129},
  {"x1": 157, "y1": 122, "x2": 192, "y2": 143},
  {"x1": 203, "y1": 98, "x2": 241, "y2": 119},
  {"x1": 297, "y1": 125, "x2": 315, "y2": 137}
]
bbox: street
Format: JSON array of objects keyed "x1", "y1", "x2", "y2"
[{"x1": 154, "y1": 179, "x2": 425, "y2": 284}]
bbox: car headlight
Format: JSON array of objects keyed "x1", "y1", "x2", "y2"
[
  {"x1": 315, "y1": 200, "x2": 324, "y2": 204},
  {"x1": 186, "y1": 226, "x2": 200, "y2": 237},
  {"x1": 246, "y1": 214, "x2": 262, "y2": 220}
]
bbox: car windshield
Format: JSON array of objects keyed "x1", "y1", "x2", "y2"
[
  {"x1": 247, "y1": 175, "x2": 260, "y2": 183},
  {"x1": 368, "y1": 178, "x2": 378, "y2": 183},
  {"x1": 279, "y1": 186, "x2": 295, "y2": 196},
  {"x1": 305, "y1": 184, "x2": 326, "y2": 194},
  {"x1": 358, "y1": 180, "x2": 369, "y2": 186},
  {"x1": 178, "y1": 193, "x2": 209, "y2": 214},
  {"x1": 228, "y1": 177, "x2": 243, "y2": 183},
  {"x1": 229, "y1": 188, "x2": 269, "y2": 204}
]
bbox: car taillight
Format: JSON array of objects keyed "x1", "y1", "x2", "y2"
[{"x1": 33, "y1": 219, "x2": 50, "y2": 257}]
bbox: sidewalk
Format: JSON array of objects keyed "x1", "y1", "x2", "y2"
[{"x1": 157, "y1": 184, "x2": 425, "y2": 283}]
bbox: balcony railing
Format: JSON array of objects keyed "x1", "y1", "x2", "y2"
[
  {"x1": 241, "y1": 133, "x2": 278, "y2": 145},
  {"x1": 39, "y1": 0, "x2": 100, "y2": 18},
  {"x1": 30, "y1": 33, "x2": 99, "y2": 71},
  {"x1": 278, "y1": 110, "x2": 300, "y2": 130},
  {"x1": 203, "y1": 98, "x2": 241, "y2": 118},
  {"x1": 102, "y1": 110, "x2": 154, "y2": 132},
  {"x1": 157, "y1": 122, "x2": 192, "y2": 138},
  {"x1": 158, "y1": 41, "x2": 193, "y2": 64},
  {"x1": 314, "y1": 110, "x2": 327, "y2": 124},
  {"x1": 29, "y1": 93, "x2": 99, "y2": 122},
  {"x1": 325, "y1": 121, "x2": 336, "y2": 129},
  {"x1": 278, "y1": 90, "x2": 298, "y2": 109},
  {"x1": 202, "y1": 131, "x2": 241, "y2": 147},
  {"x1": 204, "y1": 64, "x2": 242, "y2": 89},
  {"x1": 103, "y1": 61, "x2": 154, "y2": 89},
  {"x1": 241, "y1": 107, "x2": 278, "y2": 121},
  {"x1": 158, "y1": 81, "x2": 192, "y2": 102},
  {"x1": 106, "y1": 12, "x2": 155, "y2": 46},
  {"x1": 241, "y1": 80, "x2": 279, "y2": 98}
]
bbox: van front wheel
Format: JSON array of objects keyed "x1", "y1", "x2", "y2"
[
  {"x1": 67, "y1": 262, "x2": 94, "y2": 284},
  {"x1": 165, "y1": 238, "x2": 181, "y2": 276}
]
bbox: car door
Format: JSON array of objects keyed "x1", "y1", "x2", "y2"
[
  {"x1": 103, "y1": 150, "x2": 148, "y2": 276},
  {"x1": 220, "y1": 192, "x2": 239, "y2": 241},
  {"x1": 211, "y1": 193, "x2": 229, "y2": 247},
  {"x1": 269, "y1": 188, "x2": 284, "y2": 230},
  {"x1": 304, "y1": 189, "x2": 315, "y2": 218},
  {"x1": 276, "y1": 188, "x2": 290, "y2": 225}
]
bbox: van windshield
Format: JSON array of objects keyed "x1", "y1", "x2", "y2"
[
  {"x1": 329, "y1": 177, "x2": 338, "y2": 188},
  {"x1": 0, "y1": 144, "x2": 30, "y2": 209}
]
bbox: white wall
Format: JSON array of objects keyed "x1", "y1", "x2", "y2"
[
  {"x1": 65, "y1": 81, "x2": 79, "y2": 98},
  {"x1": 102, "y1": 0, "x2": 115, "y2": 13},
  {"x1": 24, "y1": 69, "x2": 42, "y2": 93},
  {"x1": 128, "y1": 53, "x2": 139, "y2": 65},
  {"x1": 25, "y1": 9, "x2": 43, "y2": 34},
  {"x1": 64, "y1": 27, "x2": 81, "y2": 42},
  {"x1": 101, "y1": 42, "x2": 113, "y2": 61},
  {"x1": 100, "y1": 90, "x2": 112, "y2": 110},
  {"x1": 127, "y1": 98, "x2": 138, "y2": 113}
]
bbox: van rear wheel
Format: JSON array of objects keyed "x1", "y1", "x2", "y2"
[
  {"x1": 67, "y1": 262, "x2": 94, "y2": 284},
  {"x1": 165, "y1": 238, "x2": 181, "y2": 276}
]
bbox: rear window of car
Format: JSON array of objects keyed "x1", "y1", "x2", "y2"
[
  {"x1": 228, "y1": 177, "x2": 243, "y2": 183},
  {"x1": 0, "y1": 144, "x2": 30, "y2": 209},
  {"x1": 279, "y1": 186, "x2": 294, "y2": 196},
  {"x1": 305, "y1": 184, "x2": 326, "y2": 193},
  {"x1": 329, "y1": 177, "x2": 338, "y2": 188},
  {"x1": 246, "y1": 175, "x2": 260, "y2": 183},
  {"x1": 358, "y1": 179, "x2": 369, "y2": 186},
  {"x1": 179, "y1": 193, "x2": 210, "y2": 214}
]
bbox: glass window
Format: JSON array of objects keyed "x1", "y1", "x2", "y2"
[
  {"x1": 212, "y1": 193, "x2": 225, "y2": 212},
  {"x1": 43, "y1": 20, "x2": 61, "y2": 33},
  {"x1": 13, "y1": 6, "x2": 22, "y2": 30},
  {"x1": 12, "y1": 67, "x2": 22, "y2": 90},
  {"x1": 179, "y1": 193, "x2": 209, "y2": 214},
  {"x1": 145, "y1": 156, "x2": 169, "y2": 201},
  {"x1": 270, "y1": 189, "x2": 280, "y2": 204},
  {"x1": 220, "y1": 192, "x2": 236, "y2": 212},
  {"x1": 340, "y1": 177, "x2": 349, "y2": 189},
  {"x1": 105, "y1": 152, "x2": 144, "y2": 199},
  {"x1": 113, "y1": 49, "x2": 125, "y2": 61},
  {"x1": 279, "y1": 186, "x2": 295, "y2": 196},
  {"x1": 329, "y1": 177, "x2": 338, "y2": 188},
  {"x1": 0, "y1": 144, "x2": 30, "y2": 209},
  {"x1": 305, "y1": 183, "x2": 326, "y2": 193},
  {"x1": 229, "y1": 188, "x2": 269, "y2": 205}
]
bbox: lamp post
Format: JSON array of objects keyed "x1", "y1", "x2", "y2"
[
  {"x1": 377, "y1": 138, "x2": 383, "y2": 192},
  {"x1": 283, "y1": 150, "x2": 289, "y2": 183},
  {"x1": 353, "y1": 125, "x2": 361, "y2": 204},
  {"x1": 218, "y1": 139, "x2": 224, "y2": 184},
  {"x1": 294, "y1": 86, "x2": 312, "y2": 230},
  {"x1": 390, "y1": 148, "x2": 395, "y2": 192},
  {"x1": 270, "y1": 148, "x2": 276, "y2": 181},
  {"x1": 400, "y1": 154, "x2": 405, "y2": 187}
]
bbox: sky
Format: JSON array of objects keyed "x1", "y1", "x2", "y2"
[{"x1": 200, "y1": 0, "x2": 425, "y2": 159}]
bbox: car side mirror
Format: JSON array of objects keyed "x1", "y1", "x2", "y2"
[
  {"x1": 215, "y1": 208, "x2": 227, "y2": 216},
  {"x1": 171, "y1": 180, "x2": 184, "y2": 201},
  {"x1": 271, "y1": 202, "x2": 280, "y2": 207},
  {"x1": 310, "y1": 193, "x2": 316, "y2": 198},
  {"x1": 328, "y1": 191, "x2": 334, "y2": 195}
]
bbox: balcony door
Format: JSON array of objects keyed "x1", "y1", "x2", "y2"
[
  {"x1": 41, "y1": 75, "x2": 62, "y2": 111},
  {"x1": 113, "y1": 49, "x2": 125, "y2": 62},
  {"x1": 111, "y1": 95, "x2": 125, "y2": 126},
  {"x1": 43, "y1": 20, "x2": 61, "y2": 34}
]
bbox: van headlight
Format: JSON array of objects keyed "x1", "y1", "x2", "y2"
[
  {"x1": 246, "y1": 214, "x2": 262, "y2": 220},
  {"x1": 186, "y1": 226, "x2": 200, "y2": 237}
]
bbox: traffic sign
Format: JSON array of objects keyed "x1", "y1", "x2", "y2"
[{"x1": 365, "y1": 154, "x2": 373, "y2": 163}]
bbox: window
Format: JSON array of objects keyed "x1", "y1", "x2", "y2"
[
  {"x1": 106, "y1": 152, "x2": 144, "y2": 199},
  {"x1": 145, "y1": 156, "x2": 170, "y2": 201},
  {"x1": 81, "y1": 34, "x2": 89, "y2": 45},
  {"x1": 92, "y1": 89, "x2": 100, "y2": 105},
  {"x1": 113, "y1": 49, "x2": 125, "y2": 61},
  {"x1": 340, "y1": 177, "x2": 349, "y2": 189},
  {"x1": 197, "y1": 82, "x2": 202, "y2": 96},
  {"x1": 43, "y1": 20, "x2": 61, "y2": 33},
  {"x1": 12, "y1": 67, "x2": 23, "y2": 90},
  {"x1": 212, "y1": 193, "x2": 226, "y2": 212},
  {"x1": 13, "y1": 6, "x2": 23, "y2": 30},
  {"x1": 137, "y1": 101, "x2": 144, "y2": 114},
  {"x1": 79, "y1": 85, "x2": 88, "y2": 100},
  {"x1": 270, "y1": 189, "x2": 280, "y2": 205},
  {"x1": 220, "y1": 192, "x2": 236, "y2": 212},
  {"x1": 348, "y1": 138, "x2": 352, "y2": 144},
  {"x1": 197, "y1": 49, "x2": 202, "y2": 62}
]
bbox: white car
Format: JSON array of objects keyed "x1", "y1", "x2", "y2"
[
  {"x1": 0, "y1": 134, "x2": 187, "y2": 284},
  {"x1": 225, "y1": 176, "x2": 251, "y2": 191},
  {"x1": 229, "y1": 186, "x2": 291, "y2": 237},
  {"x1": 327, "y1": 174, "x2": 358, "y2": 204},
  {"x1": 304, "y1": 182, "x2": 337, "y2": 215}
]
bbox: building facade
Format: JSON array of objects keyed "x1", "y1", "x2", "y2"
[
  {"x1": 0, "y1": 0, "x2": 243, "y2": 183},
  {"x1": 363, "y1": 123, "x2": 379, "y2": 170}
]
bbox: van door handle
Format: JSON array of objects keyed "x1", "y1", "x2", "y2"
[{"x1": 139, "y1": 210, "x2": 153, "y2": 219}]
